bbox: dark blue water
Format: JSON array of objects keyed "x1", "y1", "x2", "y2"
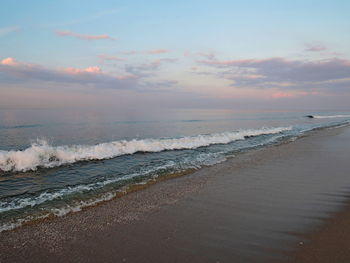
[{"x1": 0, "y1": 108, "x2": 349, "y2": 231}]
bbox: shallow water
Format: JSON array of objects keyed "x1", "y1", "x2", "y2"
[{"x1": 0, "y1": 108, "x2": 349, "y2": 231}]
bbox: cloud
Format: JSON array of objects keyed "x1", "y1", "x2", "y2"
[
  {"x1": 1, "y1": 57, "x2": 18, "y2": 65},
  {"x1": 146, "y1": 49, "x2": 169, "y2": 54},
  {"x1": 199, "y1": 57, "x2": 350, "y2": 92},
  {"x1": 122, "y1": 49, "x2": 170, "y2": 55},
  {"x1": 55, "y1": 30, "x2": 115, "y2": 40},
  {"x1": 63, "y1": 66, "x2": 102, "y2": 74},
  {"x1": 125, "y1": 58, "x2": 178, "y2": 77},
  {"x1": 304, "y1": 42, "x2": 327, "y2": 52},
  {"x1": 0, "y1": 57, "x2": 180, "y2": 93},
  {"x1": 196, "y1": 51, "x2": 216, "y2": 60},
  {"x1": 271, "y1": 91, "x2": 295, "y2": 98},
  {"x1": 98, "y1": 54, "x2": 124, "y2": 63},
  {"x1": 141, "y1": 80, "x2": 179, "y2": 92},
  {"x1": 0, "y1": 57, "x2": 136, "y2": 89},
  {"x1": 184, "y1": 50, "x2": 216, "y2": 60},
  {"x1": 0, "y1": 26, "x2": 20, "y2": 37},
  {"x1": 98, "y1": 55, "x2": 124, "y2": 61}
]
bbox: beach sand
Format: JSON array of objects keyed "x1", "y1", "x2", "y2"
[
  {"x1": 284, "y1": 199, "x2": 350, "y2": 263},
  {"x1": 1, "y1": 126, "x2": 350, "y2": 262}
]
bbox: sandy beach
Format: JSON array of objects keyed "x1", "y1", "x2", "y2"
[{"x1": 1, "y1": 125, "x2": 350, "y2": 263}]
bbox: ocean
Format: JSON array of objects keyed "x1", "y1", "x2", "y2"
[{"x1": 0, "y1": 108, "x2": 349, "y2": 232}]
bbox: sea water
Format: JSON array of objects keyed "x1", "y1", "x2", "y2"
[{"x1": 0, "y1": 108, "x2": 349, "y2": 231}]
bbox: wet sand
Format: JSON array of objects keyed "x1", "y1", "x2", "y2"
[
  {"x1": 1, "y1": 126, "x2": 350, "y2": 262},
  {"x1": 284, "y1": 199, "x2": 350, "y2": 263}
]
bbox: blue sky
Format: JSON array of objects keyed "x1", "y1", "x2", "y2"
[{"x1": 1, "y1": 0, "x2": 350, "y2": 110}]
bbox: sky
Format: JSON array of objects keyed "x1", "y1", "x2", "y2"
[{"x1": 1, "y1": 0, "x2": 350, "y2": 111}]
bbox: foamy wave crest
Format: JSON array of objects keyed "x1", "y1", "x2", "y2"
[
  {"x1": 0, "y1": 127, "x2": 291, "y2": 172},
  {"x1": 313, "y1": 115, "x2": 350, "y2": 119}
]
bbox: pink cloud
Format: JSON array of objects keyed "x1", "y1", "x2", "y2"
[
  {"x1": 304, "y1": 42, "x2": 327, "y2": 52},
  {"x1": 1, "y1": 57, "x2": 36, "y2": 68},
  {"x1": 55, "y1": 30, "x2": 115, "y2": 40},
  {"x1": 146, "y1": 49, "x2": 169, "y2": 54},
  {"x1": 0, "y1": 57, "x2": 138, "y2": 90},
  {"x1": 185, "y1": 50, "x2": 216, "y2": 60},
  {"x1": 271, "y1": 92, "x2": 295, "y2": 98},
  {"x1": 0, "y1": 57, "x2": 176, "y2": 92},
  {"x1": 122, "y1": 49, "x2": 171, "y2": 55},
  {"x1": 271, "y1": 90, "x2": 321, "y2": 99},
  {"x1": 63, "y1": 66, "x2": 102, "y2": 74},
  {"x1": 98, "y1": 54, "x2": 124, "y2": 62},
  {"x1": 1, "y1": 57, "x2": 18, "y2": 65}
]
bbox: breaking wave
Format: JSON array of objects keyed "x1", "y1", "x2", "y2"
[
  {"x1": 312, "y1": 115, "x2": 350, "y2": 119},
  {"x1": 0, "y1": 126, "x2": 291, "y2": 173}
]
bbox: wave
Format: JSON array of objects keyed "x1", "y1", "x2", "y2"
[
  {"x1": 312, "y1": 115, "x2": 350, "y2": 119},
  {"x1": 0, "y1": 191, "x2": 118, "y2": 232},
  {"x1": 0, "y1": 126, "x2": 291, "y2": 173},
  {"x1": 0, "y1": 160, "x2": 178, "y2": 213},
  {"x1": 0, "y1": 124, "x2": 43, "y2": 130}
]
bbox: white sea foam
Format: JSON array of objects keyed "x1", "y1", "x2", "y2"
[
  {"x1": 0, "y1": 184, "x2": 95, "y2": 213},
  {"x1": 313, "y1": 115, "x2": 350, "y2": 119},
  {"x1": 0, "y1": 161, "x2": 178, "y2": 213},
  {"x1": 0, "y1": 192, "x2": 117, "y2": 232},
  {"x1": 0, "y1": 127, "x2": 291, "y2": 172}
]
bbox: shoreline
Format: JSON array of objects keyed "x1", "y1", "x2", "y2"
[{"x1": 1, "y1": 125, "x2": 350, "y2": 262}]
